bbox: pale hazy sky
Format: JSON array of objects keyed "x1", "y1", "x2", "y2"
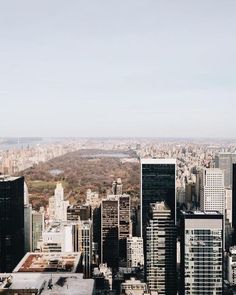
[{"x1": 0, "y1": 0, "x2": 235, "y2": 138}]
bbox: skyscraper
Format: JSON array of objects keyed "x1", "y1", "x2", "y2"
[
  {"x1": 32, "y1": 210, "x2": 44, "y2": 251},
  {"x1": 79, "y1": 220, "x2": 93, "y2": 278},
  {"x1": 101, "y1": 194, "x2": 131, "y2": 268},
  {"x1": 215, "y1": 152, "x2": 236, "y2": 188},
  {"x1": 200, "y1": 168, "x2": 225, "y2": 214},
  {"x1": 101, "y1": 196, "x2": 119, "y2": 268},
  {"x1": 0, "y1": 176, "x2": 25, "y2": 272},
  {"x1": 180, "y1": 210, "x2": 223, "y2": 294},
  {"x1": 232, "y1": 164, "x2": 236, "y2": 242},
  {"x1": 48, "y1": 183, "x2": 69, "y2": 221},
  {"x1": 146, "y1": 202, "x2": 176, "y2": 294},
  {"x1": 119, "y1": 194, "x2": 131, "y2": 260},
  {"x1": 141, "y1": 158, "x2": 176, "y2": 237}
]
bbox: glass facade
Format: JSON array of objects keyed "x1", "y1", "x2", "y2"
[
  {"x1": 141, "y1": 162, "x2": 176, "y2": 234},
  {"x1": 0, "y1": 176, "x2": 24, "y2": 272}
]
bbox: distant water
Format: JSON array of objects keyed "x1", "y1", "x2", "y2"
[
  {"x1": 81, "y1": 153, "x2": 129, "y2": 158},
  {"x1": 0, "y1": 138, "x2": 60, "y2": 150}
]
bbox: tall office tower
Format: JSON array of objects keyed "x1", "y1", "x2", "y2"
[
  {"x1": 0, "y1": 176, "x2": 25, "y2": 272},
  {"x1": 141, "y1": 159, "x2": 176, "y2": 237},
  {"x1": 79, "y1": 220, "x2": 93, "y2": 278},
  {"x1": 200, "y1": 168, "x2": 225, "y2": 214},
  {"x1": 32, "y1": 210, "x2": 44, "y2": 251},
  {"x1": 227, "y1": 246, "x2": 236, "y2": 286},
  {"x1": 48, "y1": 183, "x2": 69, "y2": 221},
  {"x1": 112, "y1": 178, "x2": 123, "y2": 195},
  {"x1": 146, "y1": 202, "x2": 176, "y2": 294},
  {"x1": 215, "y1": 152, "x2": 236, "y2": 188},
  {"x1": 180, "y1": 211, "x2": 223, "y2": 295},
  {"x1": 119, "y1": 194, "x2": 131, "y2": 260},
  {"x1": 101, "y1": 196, "x2": 119, "y2": 268},
  {"x1": 127, "y1": 236, "x2": 144, "y2": 268}
]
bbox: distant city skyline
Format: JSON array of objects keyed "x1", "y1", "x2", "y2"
[{"x1": 0, "y1": 0, "x2": 235, "y2": 137}]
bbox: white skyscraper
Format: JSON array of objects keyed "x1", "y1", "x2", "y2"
[
  {"x1": 200, "y1": 168, "x2": 225, "y2": 214},
  {"x1": 180, "y1": 211, "x2": 223, "y2": 294},
  {"x1": 49, "y1": 183, "x2": 69, "y2": 221}
]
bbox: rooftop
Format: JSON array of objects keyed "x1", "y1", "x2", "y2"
[
  {"x1": 0, "y1": 273, "x2": 94, "y2": 295},
  {"x1": 141, "y1": 158, "x2": 176, "y2": 165},
  {"x1": 0, "y1": 175, "x2": 22, "y2": 182},
  {"x1": 13, "y1": 252, "x2": 81, "y2": 273},
  {"x1": 181, "y1": 210, "x2": 222, "y2": 216}
]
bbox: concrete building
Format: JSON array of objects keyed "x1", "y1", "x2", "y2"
[
  {"x1": 215, "y1": 152, "x2": 236, "y2": 188},
  {"x1": 227, "y1": 246, "x2": 236, "y2": 286},
  {"x1": 0, "y1": 176, "x2": 25, "y2": 272},
  {"x1": 48, "y1": 183, "x2": 69, "y2": 222},
  {"x1": 121, "y1": 278, "x2": 148, "y2": 295},
  {"x1": 40, "y1": 221, "x2": 74, "y2": 252},
  {"x1": 32, "y1": 210, "x2": 44, "y2": 251},
  {"x1": 127, "y1": 237, "x2": 144, "y2": 268},
  {"x1": 112, "y1": 178, "x2": 123, "y2": 195},
  {"x1": 200, "y1": 168, "x2": 225, "y2": 215},
  {"x1": 180, "y1": 210, "x2": 223, "y2": 294},
  {"x1": 146, "y1": 202, "x2": 176, "y2": 294},
  {"x1": 13, "y1": 252, "x2": 82, "y2": 273}
]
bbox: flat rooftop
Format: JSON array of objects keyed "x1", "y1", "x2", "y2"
[
  {"x1": 141, "y1": 158, "x2": 176, "y2": 165},
  {"x1": 0, "y1": 175, "x2": 22, "y2": 182},
  {"x1": 14, "y1": 252, "x2": 81, "y2": 273},
  {"x1": 0, "y1": 273, "x2": 94, "y2": 295},
  {"x1": 181, "y1": 210, "x2": 222, "y2": 216}
]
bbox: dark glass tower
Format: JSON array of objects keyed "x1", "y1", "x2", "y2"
[
  {"x1": 141, "y1": 159, "x2": 176, "y2": 237},
  {"x1": 0, "y1": 176, "x2": 24, "y2": 272},
  {"x1": 233, "y1": 163, "x2": 236, "y2": 242}
]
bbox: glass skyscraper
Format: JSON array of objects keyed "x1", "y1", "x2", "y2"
[
  {"x1": 141, "y1": 158, "x2": 176, "y2": 237},
  {"x1": 0, "y1": 176, "x2": 25, "y2": 272}
]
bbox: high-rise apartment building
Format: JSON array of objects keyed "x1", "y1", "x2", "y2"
[
  {"x1": 146, "y1": 202, "x2": 176, "y2": 294},
  {"x1": 180, "y1": 211, "x2": 223, "y2": 294},
  {"x1": 200, "y1": 168, "x2": 225, "y2": 214},
  {"x1": 0, "y1": 176, "x2": 25, "y2": 272},
  {"x1": 215, "y1": 152, "x2": 236, "y2": 188},
  {"x1": 127, "y1": 236, "x2": 144, "y2": 268}
]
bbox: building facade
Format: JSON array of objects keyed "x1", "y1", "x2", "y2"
[
  {"x1": 0, "y1": 176, "x2": 25, "y2": 272},
  {"x1": 180, "y1": 211, "x2": 223, "y2": 294},
  {"x1": 146, "y1": 202, "x2": 176, "y2": 294}
]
